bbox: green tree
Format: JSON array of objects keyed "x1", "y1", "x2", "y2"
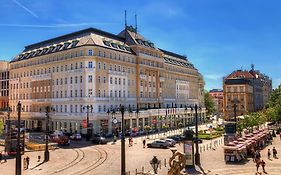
[{"x1": 204, "y1": 90, "x2": 216, "y2": 116}]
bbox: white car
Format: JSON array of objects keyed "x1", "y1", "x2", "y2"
[
  {"x1": 70, "y1": 133, "x2": 82, "y2": 140},
  {"x1": 164, "y1": 138, "x2": 176, "y2": 147}
]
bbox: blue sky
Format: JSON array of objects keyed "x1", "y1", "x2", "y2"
[{"x1": 1, "y1": 0, "x2": 281, "y2": 90}]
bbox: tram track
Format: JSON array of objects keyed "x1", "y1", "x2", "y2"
[
  {"x1": 49, "y1": 147, "x2": 85, "y2": 175},
  {"x1": 70, "y1": 146, "x2": 108, "y2": 175}
]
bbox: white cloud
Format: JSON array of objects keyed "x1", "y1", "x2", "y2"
[{"x1": 204, "y1": 74, "x2": 224, "y2": 81}]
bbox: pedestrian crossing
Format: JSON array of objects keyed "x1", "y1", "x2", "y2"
[{"x1": 209, "y1": 166, "x2": 281, "y2": 175}]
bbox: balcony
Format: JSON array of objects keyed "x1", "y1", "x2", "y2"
[
  {"x1": 140, "y1": 74, "x2": 146, "y2": 80},
  {"x1": 31, "y1": 74, "x2": 51, "y2": 81},
  {"x1": 109, "y1": 70, "x2": 127, "y2": 77}
]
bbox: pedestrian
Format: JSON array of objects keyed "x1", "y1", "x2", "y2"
[
  {"x1": 0, "y1": 152, "x2": 2, "y2": 163},
  {"x1": 261, "y1": 160, "x2": 266, "y2": 173},
  {"x1": 256, "y1": 159, "x2": 260, "y2": 172},
  {"x1": 273, "y1": 147, "x2": 277, "y2": 158},
  {"x1": 268, "y1": 149, "x2": 271, "y2": 160},
  {"x1": 26, "y1": 156, "x2": 30, "y2": 169},
  {"x1": 130, "y1": 137, "x2": 133, "y2": 146},
  {"x1": 113, "y1": 135, "x2": 117, "y2": 142},
  {"x1": 280, "y1": 133, "x2": 281, "y2": 140},
  {"x1": 128, "y1": 138, "x2": 131, "y2": 147},
  {"x1": 37, "y1": 155, "x2": 41, "y2": 162},
  {"x1": 23, "y1": 158, "x2": 27, "y2": 170},
  {"x1": 143, "y1": 139, "x2": 146, "y2": 148},
  {"x1": 3, "y1": 152, "x2": 7, "y2": 163}
]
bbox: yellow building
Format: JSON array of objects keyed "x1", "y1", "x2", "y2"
[{"x1": 9, "y1": 26, "x2": 205, "y2": 134}]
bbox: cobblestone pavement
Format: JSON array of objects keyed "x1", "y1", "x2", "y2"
[{"x1": 1, "y1": 127, "x2": 280, "y2": 175}]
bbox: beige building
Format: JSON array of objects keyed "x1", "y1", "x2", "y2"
[
  {"x1": 0, "y1": 61, "x2": 9, "y2": 110},
  {"x1": 9, "y1": 26, "x2": 205, "y2": 134}
]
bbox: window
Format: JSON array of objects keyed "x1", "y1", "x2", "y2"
[
  {"x1": 80, "y1": 89, "x2": 83, "y2": 97},
  {"x1": 70, "y1": 90, "x2": 73, "y2": 97},
  {"x1": 103, "y1": 90, "x2": 106, "y2": 97},
  {"x1": 75, "y1": 76, "x2": 78, "y2": 83},
  {"x1": 110, "y1": 77, "x2": 113, "y2": 84},
  {"x1": 103, "y1": 77, "x2": 106, "y2": 83},
  {"x1": 88, "y1": 75, "x2": 93, "y2": 83},
  {"x1": 123, "y1": 90, "x2": 125, "y2": 98},
  {"x1": 98, "y1": 105, "x2": 101, "y2": 112},
  {"x1": 98, "y1": 62, "x2": 101, "y2": 70},
  {"x1": 119, "y1": 91, "x2": 121, "y2": 97},
  {"x1": 115, "y1": 78, "x2": 117, "y2": 84},
  {"x1": 110, "y1": 90, "x2": 113, "y2": 97},
  {"x1": 118, "y1": 78, "x2": 121, "y2": 85},
  {"x1": 140, "y1": 91, "x2": 143, "y2": 97},
  {"x1": 98, "y1": 76, "x2": 101, "y2": 83},
  {"x1": 98, "y1": 90, "x2": 101, "y2": 97},
  {"x1": 65, "y1": 105, "x2": 67, "y2": 112},
  {"x1": 88, "y1": 61, "x2": 93, "y2": 68},
  {"x1": 89, "y1": 89, "x2": 93, "y2": 95},
  {"x1": 88, "y1": 49, "x2": 93, "y2": 56},
  {"x1": 80, "y1": 62, "x2": 83, "y2": 68},
  {"x1": 75, "y1": 90, "x2": 77, "y2": 97},
  {"x1": 70, "y1": 77, "x2": 73, "y2": 84},
  {"x1": 65, "y1": 77, "x2": 67, "y2": 84},
  {"x1": 128, "y1": 79, "x2": 130, "y2": 86},
  {"x1": 123, "y1": 78, "x2": 125, "y2": 85},
  {"x1": 103, "y1": 105, "x2": 106, "y2": 112},
  {"x1": 80, "y1": 76, "x2": 83, "y2": 83},
  {"x1": 115, "y1": 90, "x2": 117, "y2": 97},
  {"x1": 109, "y1": 64, "x2": 112, "y2": 70},
  {"x1": 103, "y1": 63, "x2": 106, "y2": 70}
]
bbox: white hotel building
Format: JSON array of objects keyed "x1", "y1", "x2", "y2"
[{"x1": 9, "y1": 26, "x2": 206, "y2": 134}]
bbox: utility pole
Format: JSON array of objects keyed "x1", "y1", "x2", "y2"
[
  {"x1": 194, "y1": 104, "x2": 200, "y2": 165},
  {"x1": 84, "y1": 105, "x2": 93, "y2": 141},
  {"x1": 233, "y1": 103, "x2": 237, "y2": 134},
  {"x1": 120, "y1": 105, "x2": 126, "y2": 175},
  {"x1": 16, "y1": 101, "x2": 22, "y2": 175},
  {"x1": 45, "y1": 106, "x2": 50, "y2": 162}
]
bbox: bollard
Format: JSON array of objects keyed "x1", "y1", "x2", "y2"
[
  {"x1": 159, "y1": 161, "x2": 161, "y2": 169},
  {"x1": 164, "y1": 158, "x2": 167, "y2": 167},
  {"x1": 142, "y1": 166, "x2": 144, "y2": 172}
]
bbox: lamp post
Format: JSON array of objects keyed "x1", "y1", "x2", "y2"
[
  {"x1": 150, "y1": 156, "x2": 160, "y2": 174},
  {"x1": 83, "y1": 105, "x2": 93, "y2": 141},
  {"x1": 120, "y1": 105, "x2": 126, "y2": 175},
  {"x1": 194, "y1": 104, "x2": 200, "y2": 165},
  {"x1": 16, "y1": 101, "x2": 22, "y2": 175}
]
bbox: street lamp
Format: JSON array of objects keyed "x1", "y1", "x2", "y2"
[
  {"x1": 40, "y1": 106, "x2": 55, "y2": 162},
  {"x1": 150, "y1": 156, "x2": 160, "y2": 174},
  {"x1": 194, "y1": 104, "x2": 201, "y2": 165},
  {"x1": 16, "y1": 101, "x2": 22, "y2": 175},
  {"x1": 83, "y1": 105, "x2": 93, "y2": 141},
  {"x1": 232, "y1": 99, "x2": 239, "y2": 134},
  {"x1": 120, "y1": 104, "x2": 126, "y2": 175}
]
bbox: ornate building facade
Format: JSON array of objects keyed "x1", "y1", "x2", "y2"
[
  {"x1": 9, "y1": 27, "x2": 205, "y2": 134},
  {"x1": 209, "y1": 89, "x2": 223, "y2": 116}
]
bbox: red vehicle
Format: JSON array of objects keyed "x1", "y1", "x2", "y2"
[{"x1": 50, "y1": 131, "x2": 70, "y2": 146}]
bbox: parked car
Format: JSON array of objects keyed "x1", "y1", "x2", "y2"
[
  {"x1": 147, "y1": 140, "x2": 169, "y2": 149},
  {"x1": 193, "y1": 138, "x2": 203, "y2": 143},
  {"x1": 50, "y1": 131, "x2": 70, "y2": 146},
  {"x1": 70, "y1": 133, "x2": 82, "y2": 140},
  {"x1": 163, "y1": 138, "x2": 176, "y2": 147},
  {"x1": 91, "y1": 135, "x2": 108, "y2": 144},
  {"x1": 168, "y1": 135, "x2": 181, "y2": 142}
]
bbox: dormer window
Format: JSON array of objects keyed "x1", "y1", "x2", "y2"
[
  {"x1": 71, "y1": 40, "x2": 79, "y2": 48},
  {"x1": 55, "y1": 44, "x2": 63, "y2": 51},
  {"x1": 63, "y1": 42, "x2": 71, "y2": 49},
  {"x1": 103, "y1": 40, "x2": 111, "y2": 47},
  {"x1": 118, "y1": 45, "x2": 125, "y2": 50},
  {"x1": 111, "y1": 43, "x2": 118, "y2": 48},
  {"x1": 125, "y1": 47, "x2": 131, "y2": 51}
]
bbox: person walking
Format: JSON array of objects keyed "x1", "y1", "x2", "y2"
[
  {"x1": 37, "y1": 155, "x2": 41, "y2": 162},
  {"x1": 128, "y1": 138, "x2": 131, "y2": 147},
  {"x1": 268, "y1": 149, "x2": 271, "y2": 160},
  {"x1": 0, "y1": 152, "x2": 2, "y2": 163},
  {"x1": 143, "y1": 139, "x2": 146, "y2": 148},
  {"x1": 3, "y1": 152, "x2": 7, "y2": 163},
  {"x1": 130, "y1": 137, "x2": 133, "y2": 146},
  {"x1": 26, "y1": 156, "x2": 30, "y2": 169},
  {"x1": 261, "y1": 160, "x2": 266, "y2": 173},
  {"x1": 273, "y1": 147, "x2": 277, "y2": 158},
  {"x1": 23, "y1": 158, "x2": 27, "y2": 170},
  {"x1": 256, "y1": 159, "x2": 260, "y2": 172}
]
